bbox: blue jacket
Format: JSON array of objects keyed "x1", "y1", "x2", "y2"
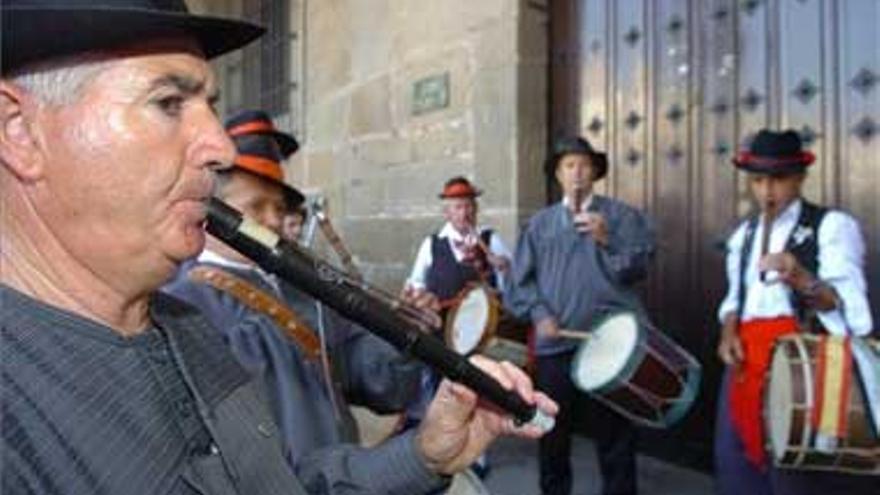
[{"x1": 163, "y1": 259, "x2": 438, "y2": 494}]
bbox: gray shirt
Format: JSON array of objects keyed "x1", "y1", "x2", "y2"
[
  {"x1": 505, "y1": 196, "x2": 656, "y2": 356},
  {"x1": 1, "y1": 284, "x2": 307, "y2": 495}
]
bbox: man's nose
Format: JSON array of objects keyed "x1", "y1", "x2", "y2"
[
  {"x1": 264, "y1": 209, "x2": 284, "y2": 233},
  {"x1": 192, "y1": 108, "x2": 236, "y2": 171}
]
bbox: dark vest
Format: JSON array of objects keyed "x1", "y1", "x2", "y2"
[
  {"x1": 424, "y1": 229, "x2": 496, "y2": 300},
  {"x1": 737, "y1": 201, "x2": 828, "y2": 325}
]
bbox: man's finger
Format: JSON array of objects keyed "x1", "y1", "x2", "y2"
[
  {"x1": 498, "y1": 360, "x2": 534, "y2": 402},
  {"x1": 732, "y1": 338, "x2": 744, "y2": 362},
  {"x1": 470, "y1": 355, "x2": 514, "y2": 391},
  {"x1": 718, "y1": 344, "x2": 732, "y2": 365}
]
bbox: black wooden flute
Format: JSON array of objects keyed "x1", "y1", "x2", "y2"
[{"x1": 205, "y1": 197, "x2": 553, "y2": 432}]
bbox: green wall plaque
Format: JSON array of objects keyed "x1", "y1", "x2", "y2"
[{"x1": 412, "y1": 72, "x2": 450, "y2": 116}]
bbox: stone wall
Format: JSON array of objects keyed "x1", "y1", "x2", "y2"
[
  {"x1": 201, "y1": 0, "x2": 549, "y2": 292},
  {"x1": 297, "y1": 0, "x2": 549, "y2": 291}
]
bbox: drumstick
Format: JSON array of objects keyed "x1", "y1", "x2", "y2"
[
  {"x1": 438, "y1": 297, "x2": 458, "y2": 310},
  {"x1": 557, "y1": 329, "x2": 591, "y2": 341}
]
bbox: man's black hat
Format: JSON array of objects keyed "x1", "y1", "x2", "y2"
[
  {"x1": 225, "y1": 110, "x2": 300, "y2": 158},
  {"x1": 223, "y1": 110, "x2": 304, "y2": 211},
  {"x1": 2, "y1": 0, "x2": 264, "y2": 74},
  {"x1": 732, "y1": 129, "x2": 815, "y2": 175},
  {"x1": 546, "y1": 136, "x2": 609, "y2": 180}
]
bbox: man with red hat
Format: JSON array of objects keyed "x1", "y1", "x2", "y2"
[
  {"x1": 406, "y1": 176, "x2": 512, "y2": 301},
  {"x1": 506, "y1": 135, "x2": 657, "y2": 495},
  {"x1": 0, "y1": 2, "x2": 556, "y2": 493},
  {"x1": 403, "y1": 177, "x2": 513, "y2": 426},
  {"x1": 715, "y1": 129, "x2": 873, "y2": 494}
]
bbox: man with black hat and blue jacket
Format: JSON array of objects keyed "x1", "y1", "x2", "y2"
[
  {"x1": 0, "y1": 2, "x2": 557, "y2": 494},
  {"x1": 715, "y1": 129, "x2": 873, "y2": 495},
  {"x1": 164, "y1": 109, "x2": 434, "y2": 494},
  {"x1": 506, "y1": 136, "x2": 656, "y2": 495}
]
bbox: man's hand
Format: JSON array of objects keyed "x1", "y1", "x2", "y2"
[
  {"x1": 717, "y1": 313, "x2": 743, "y2": 366},
  {"x1": 401, "y1": 286, "x2": 443, "y2": 328},
  {"x1": 401, "y1": 286, "x2": 441, "y2": 313},
  {"x1": 534, "y1": 316, "x2": 560, "y2": 338},
  {"x1": 573, "y1": 212, "x2": 609, "y2": 246},
  {"x1": 759, "y1": 252, "x2": 810, "y2": 289},
  {"x1": 486, "y1": 253, "x2": 511, "y2": 273},
  {"x1": 415, "y1": 356, "x2": 558, "y2": 475},
  {"x1": 759, "y1": 252, "x2": 837, "y2": 311}
]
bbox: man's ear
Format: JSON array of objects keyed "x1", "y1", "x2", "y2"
[{"x1": 0, "y1": 81, "x2": 45, "y2": 181}]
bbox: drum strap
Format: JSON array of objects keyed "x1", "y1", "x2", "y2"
[
  {"x1": 812, "y1": 336, "x2": 853, "y2": 452},
  {"x1": 730, "y1": 316, "x2": 799, "y2": 467},
  {"x1": 188, "y1": 265, "x2": 322, "y2": 361}
]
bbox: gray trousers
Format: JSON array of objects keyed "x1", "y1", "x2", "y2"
[{"x1": 536, "y1": 351, "x2": 637, "y2": 495}]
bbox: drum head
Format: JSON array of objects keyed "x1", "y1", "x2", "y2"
[
  {"x1": 570, "y1": 312, "x2": 640, "y2": 392},
  {"x1": 767, "y1": 343, "x2": 794, "y2": 460},
  {"x1": 446, "y1": 286, "x2": 496, "y2": 354}
]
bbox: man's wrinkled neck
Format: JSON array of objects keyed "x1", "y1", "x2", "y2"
[{"x1": 1, "y1": 191, "x2": 152, "y2": 335}]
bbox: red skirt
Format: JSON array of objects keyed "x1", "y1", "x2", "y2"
[{"x1": 729, "y1": 316, "x2": 799, "y2": 468}]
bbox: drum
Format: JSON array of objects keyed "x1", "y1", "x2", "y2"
[
  {"x1": 765, "y1": 334, "x2": 880, "y2": 474},
  {"x1": 445, "y1": 469, "x2": 490, "y2": 495},
  {"x1": 569, "y1": 311, "x2": 701, "y2": 428},
  {"x1": 445, "y1": 284, "x2": 500, "y2": 355}
]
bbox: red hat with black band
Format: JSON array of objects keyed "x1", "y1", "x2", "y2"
[
  {"x1": 223, "y1": 110, "x2": 304, "y2": 210},
  {"x1": 733, "y1": 129, "x2": 815, "y2": 175},
  {"x1": 439, "y1": 176, "x2": 483, "y2": 199}
]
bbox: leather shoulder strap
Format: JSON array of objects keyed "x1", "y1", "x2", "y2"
[{"x1": 188, "y1": 266, "x2": 321, "y2": 361}]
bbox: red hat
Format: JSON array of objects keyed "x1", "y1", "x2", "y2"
[{"x1": 439, "y1": 176, "x2": 482, "y2": 199}]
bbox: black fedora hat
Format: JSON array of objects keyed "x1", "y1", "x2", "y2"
[
  {"x1": 546, "y1": 135, "x2": 609, "y2": 180},
  {"x1": 733, "y1": 129, "x2": 815, "y2": 175},
  {"x1": 2, "y1": 0, "x2": 264, "y2": 74},
  {"x1": 225, "y1": 123, "x2": 305, "y2": 211},
  {"x1": 225, "y1": 110, "x2": 300, "y2": 158}
]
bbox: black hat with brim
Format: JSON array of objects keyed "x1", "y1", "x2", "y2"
[
  {"x1": 228, "y1": 133, "x2": 305, "y2": 211},
  {"x1": 546, "y1": 135, "x2": 609, "y2": 180},
  {"x1": 225, "y1": 109, "x2": 300, "y2": 158},
  {"x1": 732, "y1": 129, "x2": 815, "y2": 176},
  {"x1": 2, "y1": 0, "x2": 265, "y2": 74}
]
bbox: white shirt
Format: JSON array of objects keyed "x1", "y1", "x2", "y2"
[
  {"x1": 717, "y1": 199, "x2": 872, "y2": 336},
  {"x1": 562, "y1": 193, "x2": 594, "y2": 213},
  {"x1": 406, "y1": 222, "x2": 512, "y2": 291}
]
